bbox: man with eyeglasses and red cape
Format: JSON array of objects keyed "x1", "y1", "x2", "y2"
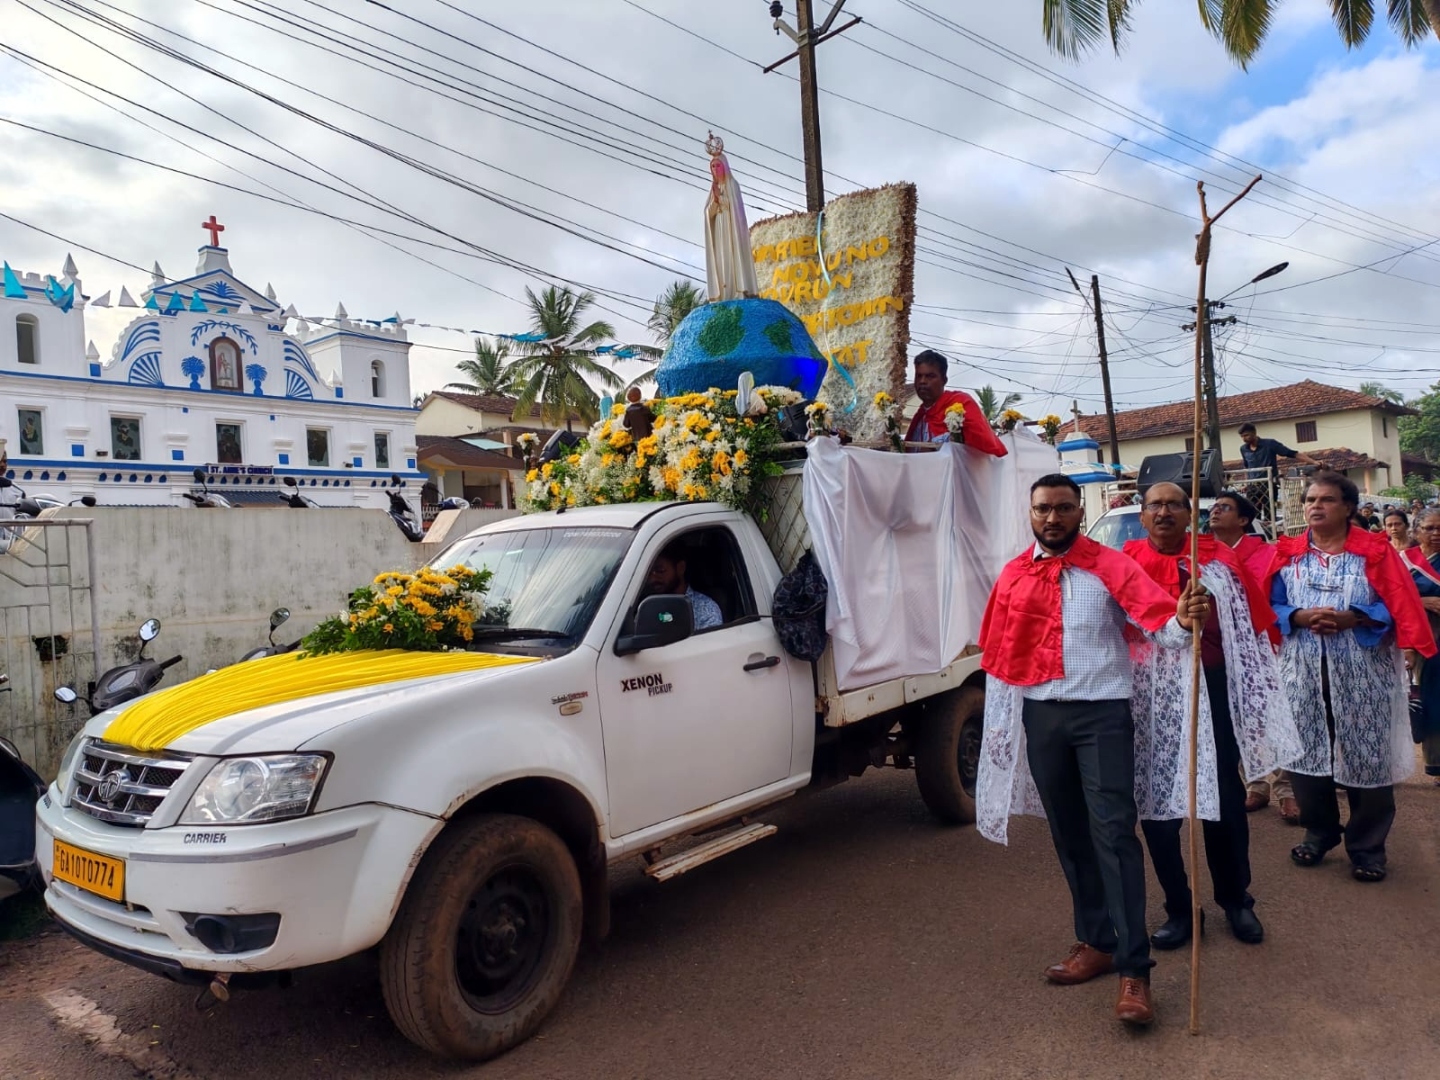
[
  {"x1": 975, "y1": 474, "x2": 1209, "y2": 1028},
  {"x1": 1123, "y1": 482, "x2": 1301, "y2": 954}
]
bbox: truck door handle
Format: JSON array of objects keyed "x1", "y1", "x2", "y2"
[{"x1": 743, "y1": 655, "x2": 781, "y2": 672}]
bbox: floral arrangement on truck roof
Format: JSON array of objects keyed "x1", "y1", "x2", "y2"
[{"x1": 521, "y1": 386, "x2": 798, "y2": 514}]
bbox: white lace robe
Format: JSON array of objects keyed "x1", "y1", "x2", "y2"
[
  {"x1": 976, "y1": 562, "x2": 1302, "y2": 844},
  {"x1": 1273, "y1": 550, "x2": 1414, "y2": 788}
]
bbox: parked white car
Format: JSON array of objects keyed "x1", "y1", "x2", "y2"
[{"x1": 36, "y1": 499, "x2": 986, "y2": 1062}]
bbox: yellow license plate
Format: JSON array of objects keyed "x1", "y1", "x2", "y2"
[{"x1": 52, "y1": 839, "x2": 125, "y2": 903}]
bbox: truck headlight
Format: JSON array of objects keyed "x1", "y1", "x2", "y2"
[
  {"x1": 180, "y1": 754, "x2": 328, "y2": 824},
  {"x1": 56, "y1": 731, "x2": 88, "y2": 793}
]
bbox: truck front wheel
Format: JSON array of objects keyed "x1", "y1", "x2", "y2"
[
  {"x1": 914, "y1": 685, "x2": 984, "y2": 825},
  {"x1": 380, "y1": 813, "x2": 583, "y2": 1061}
]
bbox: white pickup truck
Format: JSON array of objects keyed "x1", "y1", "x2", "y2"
[{"x1": 35, "y1": 492, "x2": 985, "y2": 1061}]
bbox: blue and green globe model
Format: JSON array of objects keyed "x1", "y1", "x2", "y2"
[{"x1": 655, "y1": 298, "x2": 827, "y2": 399}]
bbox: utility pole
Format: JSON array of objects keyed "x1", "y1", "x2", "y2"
[
  {"x1": 766, "y1": 1, "x2": 862, "y2": 213},
  {"x1": 1066, "y1": 268, "x2": 1120, "y2": 468},
  {"x1": 1182, "y1": 301, "x2": 1238, "y2": 453}
]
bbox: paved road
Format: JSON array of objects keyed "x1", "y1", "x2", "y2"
[{"x1": 3, "y1": 766, "x2": 1439, "y2": 1080}]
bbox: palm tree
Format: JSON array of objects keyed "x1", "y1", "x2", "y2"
[
  {"x1": 975, "y1": 385, "x2": 1024, "y2": 424},
  {"x1": 507, "y1": 285, "x2": 621, "y2": 430},
  {"x1": 648, "y1": 280, "x2": 705, "y2": 346},
  {"x1": 446, "y1": 336, "x2": 518, "y2": 398},
  {"x1": 1359, "y1": 381, "x2": 1403, "y2": 404},
  {"x1": 1042, "y1": 0, "x2": 1437, "y2": 67}
]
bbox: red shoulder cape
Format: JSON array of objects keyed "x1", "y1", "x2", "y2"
[
  {"x1": 1121, "y1": 534, "x2": 1275, "y2": 634},
  {"x1": 1269, "y1": 527, "x2": 1436, "y2": 657},
  {"x1": 979, "y1": 534, "x2": 1178, "y2": 686}
]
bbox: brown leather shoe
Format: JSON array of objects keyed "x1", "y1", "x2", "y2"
[
  {"x1": 1244, "y1": 791, "x2": 1269, "y2": 813},
  {"x1": 1044, "y1": 942, "x2": 1114, "y2": 985},
  {"x1": 1115, "y1": 977, "x2": 1154, "y2": 1025},
  {"x1": 1279, "y1": 797, "x2": 1300, "y2": 824}
]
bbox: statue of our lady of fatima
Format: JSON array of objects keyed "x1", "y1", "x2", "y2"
[{"x1": 704, "y1": 133, "x2": 761, "y2": 302}]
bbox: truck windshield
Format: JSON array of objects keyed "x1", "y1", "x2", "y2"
[{"x1": 430, "y1": 526, "x2": 632, "y2": 643}]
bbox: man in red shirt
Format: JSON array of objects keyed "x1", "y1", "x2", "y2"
[{"x1": 904, "y1": 350, "x2": 1008, "y2": 457}]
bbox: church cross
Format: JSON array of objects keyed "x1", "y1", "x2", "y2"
[{"x1": 201, "y1": 215, "x2": 226, "y2": 247}]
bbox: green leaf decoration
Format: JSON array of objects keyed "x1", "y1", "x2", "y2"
[
  {"x1": 762, "y1": 318, "x2": 793, "y2": 354},
  {"x1": 697, "y1": 304, "x2": 745, "y2": 357}
]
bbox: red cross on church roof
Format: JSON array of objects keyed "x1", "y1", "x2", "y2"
[{"x1": 201, "y1": 215, "x2": 225, "y2": 247}]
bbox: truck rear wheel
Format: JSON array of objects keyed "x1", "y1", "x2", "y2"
[
  {"x1": 914, "y1": 684, "x2": 984, "y2": 825},
  {"x1": 380, "y1": 813, "x2": 582, "y2": 1061}
]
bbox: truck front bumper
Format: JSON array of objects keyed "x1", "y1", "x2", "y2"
[{"x1": 35, "y1": 791, "x2": 437, "y2": 975}]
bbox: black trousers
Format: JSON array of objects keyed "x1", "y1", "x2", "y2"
[
  {"x1": 1140, "y1": 666, "x2": 1253, "y2": 918},
  {"x1": 1022, "y1": 697, "x2": 1153, "y2": 978},
  {"x1": 1291, "y1": 658, "x2": 1397, "y2": 869}
]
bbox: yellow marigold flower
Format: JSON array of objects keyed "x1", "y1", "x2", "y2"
[
  {"x1": 734, "y1": 448, "x2": 749, "y2": 467},
  {"x1": 541, "y1": 462, "x2": 554, "y2": 478},
  {"x1": 411, "y1": 599, "x2": 437, "y2": 617},
  {"x1": 944, "y1": 402, "x2": 966, "y2": 417},
  {"x1": 637, "y1": 434, "x2": 659, "y2": 455},
  {"x1": 611, "y1": 402, "x2": 625, "y2": 417},
  {"x1": 874, "y1": 391, "x2": 894, "y2": 408},
  {"x1": 461, "y1": 627, "x2": 474, "y2": 642},
  {"x1": 609, "y1": 429, "x2": 633, "y2": 450},
  {"x1": 600, "y1": 420, "x2": 613, "y2": 438},
  {"x1": 549, "y1": 481, "x2": 562, "y2": 497},
  {"x1": 679, "y1": 447, "x2": 703, "y2": 471},
  {"x1": 427, "y1": 619, "x2": 444, "y2": 631},
  {"x1": 567, "y1": 453, "x2": 581, "y2": 465},
  {"x1": 526, "y1": 469, "x2": 538, "y2": 482},
  {"x1": 383, "y1": 622, "x2": 394, "y2": 633},
  {"x1": 386, "y1": 585, "x2": 404, "y2": 598},
  {"x1": 661, "y1": 466, "x2": 681, "y2": 491}
]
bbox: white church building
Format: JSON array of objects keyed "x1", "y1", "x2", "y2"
[{"x1": 0, "y1": 222, "x2": 421, "y2": 508}]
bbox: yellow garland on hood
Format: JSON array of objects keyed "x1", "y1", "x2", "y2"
[{"x1": 103, "y1": 649, "x2": 538, "y2": 752}]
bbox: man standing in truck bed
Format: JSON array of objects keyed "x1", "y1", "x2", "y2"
[
  {"x1": 975, "y1": 474, "x2": 1208, "y2": 1027},
  {"x1": 904, "y1": 350, "x2": 1008, "y2": 456}
]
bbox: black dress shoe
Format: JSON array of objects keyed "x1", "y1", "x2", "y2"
[
  {"x1": 1150, "y1": 910, "x2": 1204, "y2": 950},
  {"x1": 1226, "y1": 907, "x2": 1264, "y2": 944}
]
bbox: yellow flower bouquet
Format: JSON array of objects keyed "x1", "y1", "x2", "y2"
[
  {"x1": 301, "y1": 565, "x2": 491, "y2": 655},
  {"x1": 521, "y1": 388, "x2": 786, "y2": 515}
]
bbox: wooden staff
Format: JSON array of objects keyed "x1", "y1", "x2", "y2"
[{"x1": 1187, "y1": 175, "x2": 1261, "y2": 1035}]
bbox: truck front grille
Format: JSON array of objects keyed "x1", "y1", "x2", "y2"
[{"x1": 70, "y1": 741, "x2": 194, "y2": 827}]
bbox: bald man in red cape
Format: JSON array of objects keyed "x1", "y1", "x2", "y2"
[{"x1": 975, "y1": 474, "x2": 1206, "y2": 1028}]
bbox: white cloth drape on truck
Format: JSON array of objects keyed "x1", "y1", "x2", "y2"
[{"x1": 801, "y1": 433, "x2": 1058, "y2": 691}]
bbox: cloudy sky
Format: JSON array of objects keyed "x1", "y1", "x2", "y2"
[{"x1": 2, "y1": 0, "x2": 1439, "y2": 420}]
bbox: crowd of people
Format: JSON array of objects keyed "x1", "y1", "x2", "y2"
[{"x1": 974, "y1": 449, "x2": 1438, "y2": 1029}]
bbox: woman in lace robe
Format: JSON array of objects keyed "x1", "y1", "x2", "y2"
[
  {"x1": 1269, "y1": 472, "x2": 1436, "y2": 883},
  {"x1": 1403, "y1": 507, "x2": 1440, "y2": 782}
]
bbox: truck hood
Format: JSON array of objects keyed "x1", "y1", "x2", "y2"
[{"x1": 84, "y1": 663, "x2": 538, "y2": 757}]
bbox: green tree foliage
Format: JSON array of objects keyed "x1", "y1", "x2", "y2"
[
  {"x1": 1399, "y1": 383, "x2": 1440, "y2": 461},
  {"x1": 975, "y1": 385, "x2": 1024, "y2": 424},
  {"x1": 507, "y1": 286, "x2": 620, "y2": 431},
  {"x1": 446, "y1": 336, "x2": 518, "y2": 398},
  {"x1": 1042, "y1": 0, "x2": 1438, "y2": 67},
  {"x1": 1359, "y1": 382, "x2": 1403, "y2": 403}
]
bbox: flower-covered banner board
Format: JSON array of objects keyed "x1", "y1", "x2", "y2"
[
  {"x1": 301, "y1": 565, "x2": 491, "y2": 655},
  {"x1": 749, "y1": 184, "x2": 918, "y2": 441},
  {"x1": 521, "y1": 387, "x2": 797, "y2": 514}
]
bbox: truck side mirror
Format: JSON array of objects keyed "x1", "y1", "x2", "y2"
[{"x1": 614, "y1": 595, "x2": 693, "y2": 656}]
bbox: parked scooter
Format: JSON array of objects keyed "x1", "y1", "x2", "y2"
[
  {"x1": 386, "y1": 474, "x2": 424, "y2": 541},
  {"x1": 0, "y1": 673, "x2": 45, "y2": 902},
  {"x1": 0, "y1": 477, "x2": 44, "y2": 554},
  {"x1": 278, "y1": 476, "x2": 322, "y2": 509},
  {"x1": 54, "y1": 618, "x2": 183, "y2": 715},
  {"x1": 239, "y1": 608, "x2": 302, "y2": 661},
  {"x1": 182, "y1": 467, "x2": 233, "y2": 509}
]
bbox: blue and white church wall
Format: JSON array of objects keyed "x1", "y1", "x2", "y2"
[{"x1": 0, "y1": 233, "x2": 420, "y2": 507}]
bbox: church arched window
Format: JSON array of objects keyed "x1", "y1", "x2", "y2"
[
  {"x1": 15, "y1": 314, "x2": 39, "y2": 365},
  {"x1": 371, "y1": 359, "x2": 386, "y2": 398}
]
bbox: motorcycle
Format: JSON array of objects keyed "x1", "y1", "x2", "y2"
[
  {"x1": 239, "y1": 607, "x2": 302, "y2": 661},
  {"x1": 0, "y1": 673, "x2": 45, "y2": 902},
  {"x1": 182, "y1": 466, "x2": 233, "y2": 509},
  {"x1": 278, "y1": 476, "x2": 321, "y2": 509},
  {"x1": 0, "y1": 476, "x2": 45, "y2": 554},
  {"x1": 55, "y1": 618, "x2": 183, "y2": 715},
  {"x1": 386, "y1": 474, "x2": 424, "y2": 541}
]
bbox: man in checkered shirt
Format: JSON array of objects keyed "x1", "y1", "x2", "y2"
[{"x1": 976, "y1": 474, "x2": 1209, "y2": 1028}]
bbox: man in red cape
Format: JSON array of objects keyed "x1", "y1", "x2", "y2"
[
  {"x1": 904, "y1": 350, "x2": 1007, "y2": 456},
  {"x1": 1266, "y1": 471, "x2": 1436, "y2": 883},
  {"x1": 975, "y1": 474, "x2": 1207, "y2": 1028},
  {"x1": 1123, "y1": 482, "x2": 1300, "y2": 953}
]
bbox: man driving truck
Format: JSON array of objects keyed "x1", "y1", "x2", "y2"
[{"x1": 644, "y1": 541, "x2": 722, "y2": 630}]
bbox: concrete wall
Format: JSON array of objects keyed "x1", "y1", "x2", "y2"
[{"x1": 0, "y1": 503, "x2": 519, "y2": 775}]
